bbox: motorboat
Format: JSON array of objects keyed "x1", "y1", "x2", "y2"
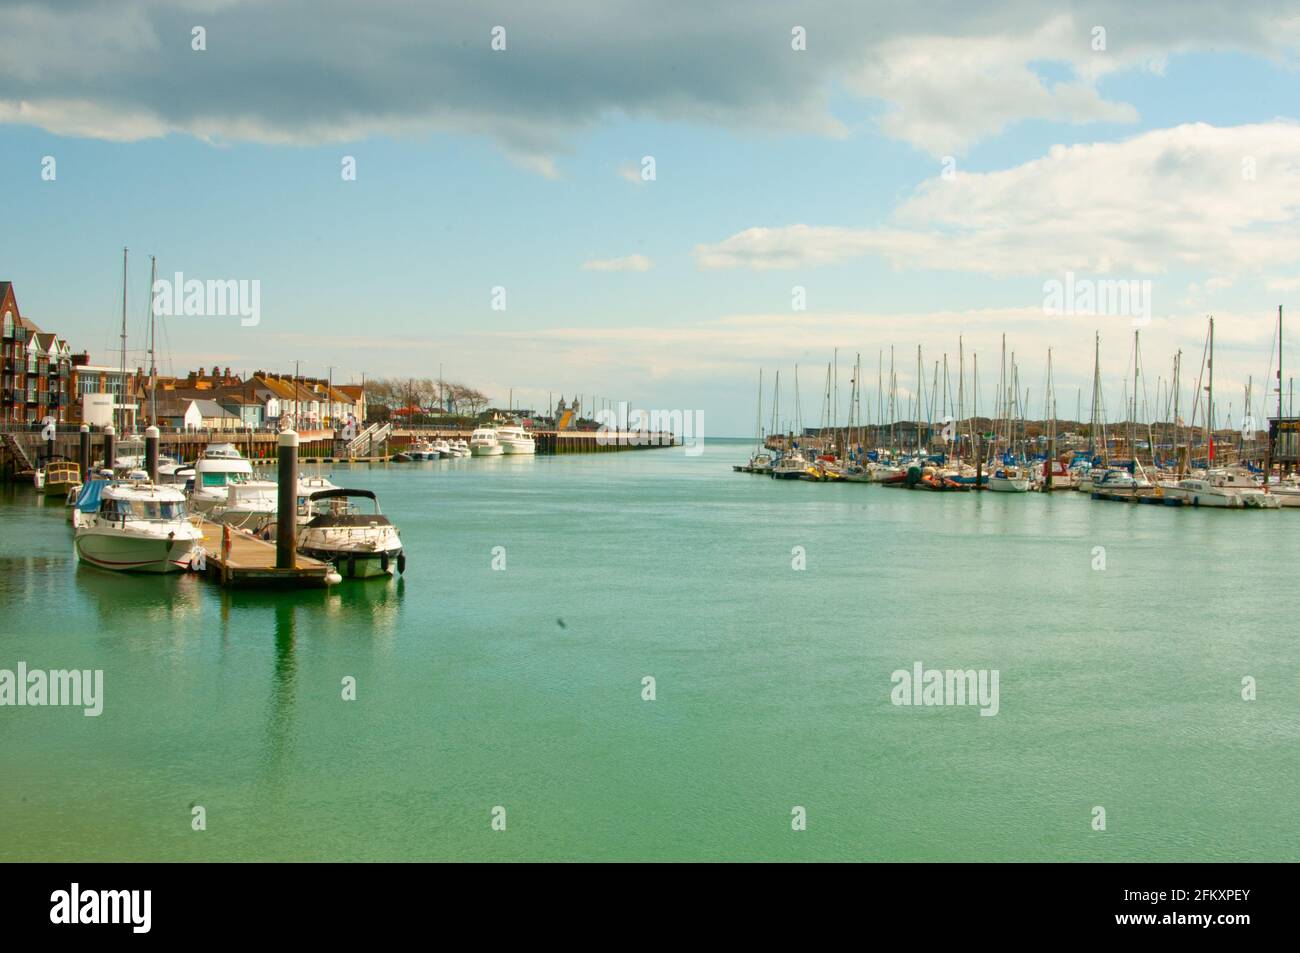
[
  {"x1": 407, "y1": 438, "x2": 439, "y2": 460},
  {"x1": 74, "y1": 478, "x2": 201, "y2": 573},
  {"x1": 39, "y1": 458, "x2": 81, "y2": 498},
  {"x1": 770, "y1": 450, "x2": 809, "y2": 479},
  {"x1": 496, "y1": 425, "x2": 536, "y2": 455},
  {"x1": 297, "y1": 488, "x2": 405, "y2": 578},
  {"x1": 185, "y1": 449, "x2": 278, "y2": 526},
  {"x1": 469, "y1": 428, "x2": 504, "y2": 456},
  {"x1": 1158, "y1": 469, "x2": 1281, "y2": 508}
]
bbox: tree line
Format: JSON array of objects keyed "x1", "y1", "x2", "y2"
[{"x1": 364, "y1": 378, "x2": 491, "y2": 420}]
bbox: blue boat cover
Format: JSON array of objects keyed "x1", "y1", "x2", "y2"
[{"x1": 75, "y1": 479, "x2": 108, "y2": 513}]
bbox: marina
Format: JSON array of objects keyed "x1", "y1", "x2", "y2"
[{"x1": 1, "y1": 435, "x2": 1295, "y2": 862}]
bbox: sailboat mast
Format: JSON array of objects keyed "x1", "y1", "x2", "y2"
[
  {"x1": 119, "y1": 247, "x2": 128, "y2": 433},
  {"x1": 1206, "y1": 317, "x2": 1215, "y2": 466},
  {"x1": 148, "y1": 255, "x2": 157, "y2": 428}
]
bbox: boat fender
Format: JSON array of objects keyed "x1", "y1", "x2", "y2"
[
  {"x1": 348, "y1": 556, "x2": 357, "y2": 577},
  {"x1": 397, "y1": 552, "x2": 406, "y2": 574},
  {"x1": 381, "y1": 552, "x2": 389, "y2": 573}
]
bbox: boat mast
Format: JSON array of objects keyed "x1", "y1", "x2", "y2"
[
  {"x1": 148, "y1": 255, "x2": 157, "y2": 428},
  {"x1": 957, "y1": 337, "x2": 965, "y2": 467},
  {"x1": 1267, "y1": 305, "x2": 1282, "y2": 483},
  {"x1": 1206, "y1": 316, "x2": 1215, "y2": 467},
  {"x1": 119, "y1": 246, "x2": 128, "y2": 434}
]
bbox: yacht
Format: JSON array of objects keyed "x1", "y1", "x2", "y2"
[
  {"x1": 469, "y1": 428, "x2": 504, "y2": 456},
  {"x1": 1159, "y1": 469, "x2": 1281, "y2": 508},
  {"x1": 74, "y1": 478, "x2": 201, "y2": 573},
  {"x1": 297, "y1": 488, "x2": 405, "y2": 578},
  {"x1": 185, "y1": 450, "x2": 278, "y2": 526},
  {"x1": 496, "y1": 425, "x2": 536, "y2": 455}
]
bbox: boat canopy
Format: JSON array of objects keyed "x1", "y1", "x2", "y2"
[
  {"x1": 75, "y1": 479, "x2": 109, "y2": 513},
  {"x1": 308, "y1": 488, "x2": 377, "y2": 502}
]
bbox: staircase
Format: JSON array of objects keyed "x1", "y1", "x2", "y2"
[
  {"x1": 341, "y1": 421, "x2": 392, "y2": 457},
  {"x1": 2, "y1": 432, "x2": 36, "y2": 476}
]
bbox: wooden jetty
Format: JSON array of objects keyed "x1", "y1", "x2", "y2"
[{"x1": 194, "y1": 517, "x2": 333, "y2": 588}]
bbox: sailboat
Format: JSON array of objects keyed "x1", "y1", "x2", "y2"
[
  {"x1": 1158, "y1": 317, "x2": 1279, "y2": 508},
  {"x1": 734, "y1": 370, "x2": 773, "y2": 473}
]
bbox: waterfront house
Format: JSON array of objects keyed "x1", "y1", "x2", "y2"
[{"x1": 1, "y1": 282, "x2": 75, "y2": 426}]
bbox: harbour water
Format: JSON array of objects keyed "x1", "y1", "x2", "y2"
[{"x1": 1, "y1": 438, "x2": 1296, "y2": 861}]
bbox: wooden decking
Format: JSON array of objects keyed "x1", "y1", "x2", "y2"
[{"x1": 194, "y1": 517, "x2": 333, "y2": 588}]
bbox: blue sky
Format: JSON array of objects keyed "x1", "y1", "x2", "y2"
[{"x1": 2, "y1": 3, "x2": 1299, "y2": 435}]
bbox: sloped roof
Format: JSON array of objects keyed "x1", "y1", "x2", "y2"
[{"x1": 190, "y1": 398, "x2": 240, "y2": 419}]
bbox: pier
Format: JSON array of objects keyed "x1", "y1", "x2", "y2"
[{"x1": 193, "y1": 516, "x2": 333, "y2": 588}]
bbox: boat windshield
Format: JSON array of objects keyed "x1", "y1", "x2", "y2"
[
  {"x1": 201, "y1": 472, "x2": 250, "y2": 487},
  {"x1": 100, "y1": 499, "x2": 189, "y2": 520}
]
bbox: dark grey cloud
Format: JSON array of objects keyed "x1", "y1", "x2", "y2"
[{"x1": 0, "y1": 1, "x2": 1296, "y2": 160}]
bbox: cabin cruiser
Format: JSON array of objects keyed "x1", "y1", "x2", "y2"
[
  {"x1": 469, "y1": 428, "x2": 504, "y2": 456},
  {"x1": 298, "y1": 488, "x2": 405, "y2": 578},
  {"x1": 1092, "y1": 468, "x2": 1151, "y2": 492},
  {"x1": 1158, "y1": 469, "x2": 1281, "y2": 508},
  {"x1": 407, "y1": 438, "x2": 439, "y2": 460},
  {"x1": 184, "y1": 450, "x2": 278, "y2": 526},
  {"x1": 988, "y1": 465, "x2": 1030, "y2": 492},
  {"x1": 74, "y1": 477, "x2": 202, "y2": 573},
  {"x1": 770, "y1": 449, "x2": 809, "y2": 479},
  {"x1": 38, "y1": 458, "x2": 81, "y2": 498},
  {"x1": 496, "y1": 425, "x2": 536, "y2": 455}
]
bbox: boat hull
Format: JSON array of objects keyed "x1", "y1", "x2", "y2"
[
  {"x1": 471, "y1": 445, "x2": 504, "y2": 456},
  {"x1": 499, "y1": 441, "x2": 535, "y2": 455},
  {"x1": 75, "y1": 532, "x2": 197, "y2": 573},
  {"x1": 300, "y1": 547, "x2": 402, "y2": 578}
]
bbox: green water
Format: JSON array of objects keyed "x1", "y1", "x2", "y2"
[{"x1": 1, "y1": 438, "x2": 1296, "y2": 861}]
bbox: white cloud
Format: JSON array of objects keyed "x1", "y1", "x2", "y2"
[
  {"x1": 696, "y1": 122, "x2": 1300, "y2": 279},
  {"x1": 581, "y1": 254, "x2": 653, "y2": 272}
]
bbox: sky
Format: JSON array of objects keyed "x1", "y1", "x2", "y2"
[{"x1": 2, "y1": 1, "x2": 1299, "y2": 436}]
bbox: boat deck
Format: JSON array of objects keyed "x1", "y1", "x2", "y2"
[{"x1": 194, "y1": 517, "x2": 333, "y2": 588}]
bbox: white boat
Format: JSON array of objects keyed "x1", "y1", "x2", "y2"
[
  {"x1": 1266, "y1": 476, "x2": 1300, "y2": 507},
  {"x1": 469, "y1": 428, "x2": 504, "y2": 456},
  {"x1": 988, "y1": 465, "x2": 1030, "y2": 492},
  {"x1": 298, "y1": 488, "x2": 405, "y2": 578},
  {"x1": 770, "y1": 450, "x2": 809, "y2": 479},
  {"x1": 1158, "y1": 469, "x2": 1281, "y2": 508},
  {"x1": 185, "y1": 450, "x2": 279, "y2": 526},
  {"x1": 74, "y1": 478, "x2": 201, "y2": 573},
  {"x1": 1092, "y1": 468, "x2": 1151, "y2": 492},
  {"x1": 496, "y1": 425, "x2": 536, "y2": 455},
  {"x1": 407, "y1": 438, "x2": 439, "y2": 460}
]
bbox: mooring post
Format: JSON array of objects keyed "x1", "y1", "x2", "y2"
[
  {"x1": 276, "y1": 430, "x2": 298, "y2": 569},
  {"x1": 102, "y1": 424, "x2": 116, "y2": 476},
  {"x1": 145, "y1": 425, "x2": 160, "y2": 483},
  {"x1": 78, "y1": 425, "x2": 90, "y2": 480}
]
